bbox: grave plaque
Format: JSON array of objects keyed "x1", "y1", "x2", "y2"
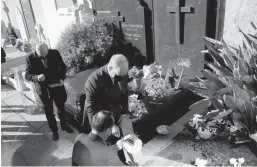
[
  {"x1": 154, "y1": 0, "x2": 222, "y2": 79},
  {"x1": 93, "y1": 0, "x2": 153, "y2": 60}
]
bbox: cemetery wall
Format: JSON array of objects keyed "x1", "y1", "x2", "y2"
[{"x1": 224, "y1": 0, "x2": 257, "y2": 47}]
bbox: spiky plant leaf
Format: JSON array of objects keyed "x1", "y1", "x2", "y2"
[
  {"x1": 211, "y1": 97, "x2": 225, "y2": 112},
  {"x1": 203, "y1": 36, "x2": 222, "y2": 50},
  {"x1": 250, "y1": 22, "x2": 257, "y2": 30},
  {"x1": 200, "y1": 69, "x2": 228, "y2": 88},
  {"x1": 222, "y1": 40, "x2": 238, "y2": 64},
  {"x1": 215, "y1": 109, "x2": 233, "y2": 119},
  {"x1": 203, "y1": 109, "x2": 220, "y2": 119},
  {"x1": 212, "y1": 86, "x2": 232, "y2": 97},
  {"x1": 232, "y1": 110, "x2": 250, "y2": 132},
  {"x1": 223, "y1": 95, "x2": 245, "y2": 112},
  {"x1": 187, "y1": 85, "x2": 212, "y2": 98},
  {"x1": 238, "y1": 27, "x2": 254, "y2": 48},
  {"x1": 208, "y1": 45, "x2": 232, "y2": 72},
  {"x1": 201, "y1": 61, "x2": 233, "y2": 76},
  {"x1": 189, "y1": 99, "x2": 211, "y2": 110},
  {"x1": 234, "y1": 87, "x2": 251, "y2": 103}
]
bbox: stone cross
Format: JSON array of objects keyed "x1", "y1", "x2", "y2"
[
  {"x1": 2, "y1": 1, "x2": 11, "y2": 27},
  {"x1": 167, "y1": 0, "x2": 193, "y2": 44},
  {"x1": 112, "y1": 11, "x2": 125, "y2": 31}
]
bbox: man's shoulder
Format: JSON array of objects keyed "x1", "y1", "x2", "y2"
[
  {"x1": 85, "y1": 66, "x2": 107, "y2": 87},
  {"x1": 26, "y1": 52, "x2": 36, "y2": 62}
]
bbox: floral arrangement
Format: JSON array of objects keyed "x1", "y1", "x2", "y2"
[
  {"x1": 128, "y1": 94, "x2": 148, "y2": 118},
  {"x1": 22, "y1": 41, "x2": 32, "y2": 52},
  {"x1": 143, "y1": 62, "x2": 164, "y2": 79},
  {"x1": 186, "y1": 114, "x2": 235, "y2": 140},
  {"x1": 128, "y1": 66, "x2": 144, "y2": 79},
  {"x1": 229, "y1": 158, "x2": 245, "y2": 167},
  {"x1": 56, "y1": 17, "x2": 114, "y2": 76},
  {"x1": 143, "y1": 78, "x2": 175, "y2": 102}
]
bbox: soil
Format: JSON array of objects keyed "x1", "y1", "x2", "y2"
[{"x1": 157, "y1": 130, "x2": 257, "y2": 166}]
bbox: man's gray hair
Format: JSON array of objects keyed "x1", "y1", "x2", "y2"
[
  {"x1": 109, "y1": 54, "x2": 129, "y2": 67},
  {"x1": 36, "y1": 43, "x2": 48, "y2": 56}
]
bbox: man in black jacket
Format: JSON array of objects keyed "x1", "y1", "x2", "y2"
[
  {"x1": 83, "y1": 54, "x2": 130, "y2": 137},
  {"x1": 72, "y1": 110, "x2": 127, "y2": 166},
  {"x1": 25, "y1": 43, "x2": 73, "y2": 141}
]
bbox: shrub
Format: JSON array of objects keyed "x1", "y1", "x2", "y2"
[{"x1": 56, "y1": 17, "x2": 113, "y2": 76}]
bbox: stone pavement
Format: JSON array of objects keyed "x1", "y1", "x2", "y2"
[
  {"x1": 1, "y1": 83, "x2": 194, "y2": 166},
  {"x1": 1, "y1": 84, "x2": 78, "y2": 166}
]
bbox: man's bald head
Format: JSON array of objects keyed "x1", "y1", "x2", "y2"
[
  {"x1": 36, "y1": 43, "x2": 49, "y2": 58},
  {"x1": 108, "y1": 54, "x2": 129, "y2": 77}
]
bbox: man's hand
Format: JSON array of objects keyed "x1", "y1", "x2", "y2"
[
  {"x1": 116, "y1": 139, "x2": 124, "y2": 150},
  {"x1": 112, "y1": 125, "x2": 120, "y2": 138},
  {"x1": 37, "y1": 74, "x2": 45, "y2": 82}
]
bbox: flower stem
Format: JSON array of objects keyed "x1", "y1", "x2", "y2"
[{"x1": 176, "y1": 68, "x2": 184, "y2": 89}]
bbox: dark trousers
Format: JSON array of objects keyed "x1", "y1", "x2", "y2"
[{"x1": 38, "y1": 86, "x2": 67, "y2": 133}]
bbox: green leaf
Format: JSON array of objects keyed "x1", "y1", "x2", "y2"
[
  {"x1": 189, "y1": 99, "x2": 211, "y2": 110},
  {"x1": 222, "y1": 40, "x2": 237, "y2": 65},
  {"x1": 238, "y1": 27, "x2": 254, "y2": 48},
  {"x1": 201, "y1": 61, "x2": 233, "y2": 77},
  {"x1": 187, "y1": 86, "x2": 212, "y2": 98},
  {"x1": 234, "y1": 87, "x2": 251, "y2": 103},
  {"x1": 208, "y1": 45, "x2": 232, "y2": 71},
  {"x1": 223, "y1": 95, "x2": 245, "y2": 112},
  {"x1": 215, "y1": 109, "x2": 233, "y2": 119},
  {"x1": 203, "y1": 109, "x2": 220, "y2": 119},
  {"x1": 251, "y1": 22, "x2": 257, "y2": 30},
  {"x1": 232, "y1": 110, "x2": 250, "y2": 132},
  {"x1": 200, "y1": 69, "x2": 228, "y2": 88},
  {"x1": 203, "y1": 36, "x2": 222, "y2": 50},
  {"x1": 211, "y1": 97, "x2": 225, "y2": 112},
  {"x1": 212, "y1": 86, "x2": 233, "y2": 96}
]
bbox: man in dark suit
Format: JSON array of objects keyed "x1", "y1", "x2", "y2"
[
  {"x1": 25, "y1": 43, "x2": 73, "y2": 141},
  {"x1": 72, "y1": 110, "x2": 127, "y2": 166},
  {"x1": 83, "y1": 54, "x2": 130, "y2": 137}
]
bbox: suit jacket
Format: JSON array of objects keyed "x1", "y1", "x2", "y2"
[
  {"x1": 84, "y1": 65, "x2": 129, "y2": 125},
  {"x1": 25, "y1": 49, "x2": 66, "y2": 90},
  {"x1": 72, "y1": 133, "x2": 126, "y2": 166}
]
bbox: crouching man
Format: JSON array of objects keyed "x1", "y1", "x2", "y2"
[{"x1": 72, "y1": 110, "x2": 129, "y2": 166}]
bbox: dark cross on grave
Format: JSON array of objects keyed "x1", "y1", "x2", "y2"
[
  {"x1": 167, "y1": 0, "x2": 193, "y2": 44},
  {"x1": 112, "y1": 11, "x2": 125, "y2": 32}
]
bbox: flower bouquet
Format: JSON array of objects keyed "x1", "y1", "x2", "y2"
[
  {"x1": 143, "y1": 62, "x2": 164, "y2": 79},
  {"x1": 127, "y1": 94, "x2": 148, "y2": 118},
  {"x1": 142, "y1": 78, "x2": 175, "y2": 103},
  {"x1": 186, "y1": 114, "x2": 233, "y2": 140}
]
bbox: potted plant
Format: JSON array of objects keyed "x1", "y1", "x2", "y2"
[
  {"x1": 9, "y1": 35, "x2": 17, "y2": 46},
  {"x1": 187, "y1": 22, "x2": 257, "y2": 146}
]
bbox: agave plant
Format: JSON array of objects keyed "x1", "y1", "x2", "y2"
[{"x1": 187, "y1": 22, "x2": 257, "y2": 144}]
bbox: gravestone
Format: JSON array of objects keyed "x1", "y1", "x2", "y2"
[
  {"x1": 154, "y1": 0, "x2": 224, "y2": 79},
  {"x1": 93, "y1": 0, "x2": 154, "y2": 62}
]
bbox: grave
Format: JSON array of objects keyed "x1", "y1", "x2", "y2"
[
  {"x1": 85, "y1": 0, "x2": 225, "y2": 142},
  {"x1": 154, "y1": 0, "x2": 225, "y2": 78},
  {"x1": 93, "y1": 0, "x2": 154, "y2": 63}
]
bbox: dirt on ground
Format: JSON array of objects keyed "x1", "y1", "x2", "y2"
[{"x1": 157, "y1": 130, "x2": 257, "y2": 166}]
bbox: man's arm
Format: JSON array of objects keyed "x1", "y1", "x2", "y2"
[
  {"x1": 56, "y1": 50, "x2": 67, "y2": 80},
  {"x1": 25, "y1": 56, "x2": 39, "y2": 83},
  {"x1": 84, "y1": 76, "x2": 101, "y2": 125}
]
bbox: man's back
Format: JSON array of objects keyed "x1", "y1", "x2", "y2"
[{"x1": 72, "y1": 133, "x2": 125, "y2": 166}]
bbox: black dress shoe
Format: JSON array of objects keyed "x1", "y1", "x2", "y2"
[
  {"x1": 61, "y1": 124, "x2": 74, "y2": 133},
  {"x1": 53, "y1": 132, "x2": 59, "y2": 141}
]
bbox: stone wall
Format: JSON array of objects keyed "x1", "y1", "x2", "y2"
[{"x1": 223, "y1": 0, "x2": 257, "y2": 47}]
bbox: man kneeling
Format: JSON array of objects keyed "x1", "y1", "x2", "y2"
[{"x1": 72, "y1": 110, "x2": 129, "y2": 166}]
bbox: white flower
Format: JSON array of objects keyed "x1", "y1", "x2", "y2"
[
  {"x1": 238, "y1": 158, "x2": 245, "y2": 164},
  {"x1": 229, "y1": 158, "x2": 237, "y2": 165},
  {"x1": 249, "y1": 133, "x2": 257, "y2": 142},
  {"x1": 230, "y1": 126, "x2": 239, "y2": 133},
  {"x1": 195, "y1": 158, "x2": 208, "y2": 167},
  {"x1": 197, "y1": 128, "x2": 212, "y2": 139}
]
